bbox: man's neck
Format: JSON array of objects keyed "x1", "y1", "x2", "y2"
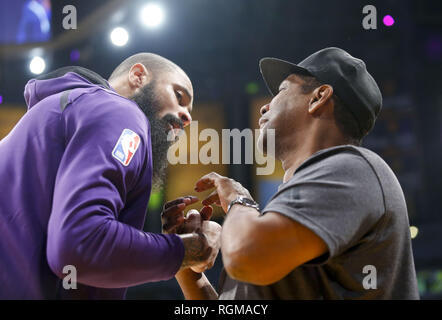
[
  {"x1": 279, "y1": 131, "x2": 351, "y2": 183},
  {"x1": 280, "y1": 144, "x2": 316, "y2": 183},
  {"x1": 108, "y1": 77, "x2": 132, "y2": 99}
]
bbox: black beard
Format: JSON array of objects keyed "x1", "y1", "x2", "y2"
[{"x1": 130, "y1": 81, "x2": 183, "y2": 190}]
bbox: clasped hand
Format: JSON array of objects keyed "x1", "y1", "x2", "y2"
[{"x1": 161, "y1": 172, "x2": 253, "y2": 273}]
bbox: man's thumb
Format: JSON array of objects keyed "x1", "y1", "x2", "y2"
[{"x1": 186, "y1": 209, "x2": 202, "y2": 232}]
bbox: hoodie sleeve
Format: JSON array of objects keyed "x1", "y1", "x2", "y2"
[{"x1": 46, "y1": 90, "x2": 184, "y2": 288}]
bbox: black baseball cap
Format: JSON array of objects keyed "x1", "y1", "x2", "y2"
[{"x1": 259, "y1": 47, "x2": 382, "y2": 135}]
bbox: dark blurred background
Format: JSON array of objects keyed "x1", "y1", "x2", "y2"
[{"x1": 1, "y1": 0, "x2": 441, "y2": 299}]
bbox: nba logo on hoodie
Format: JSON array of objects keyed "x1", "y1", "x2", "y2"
[{"x1": 112, "y1": 129, "x2": 141, "y2": 166}]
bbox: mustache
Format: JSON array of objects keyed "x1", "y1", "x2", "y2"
[
  {"x1": 161, "y1": 114, "x2": 184, "y2": 142},
  {"x1": 162, "y1": 114, "x2": 184, "y2": 130}
]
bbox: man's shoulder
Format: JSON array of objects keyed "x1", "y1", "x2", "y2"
[
  {"x1": 285, "y1": 144, "x2": 399, "y2": 199},
  {"x1": 316, "y1": 145, "x2": 396, "y2": 184},
  {"x1": 295, "y1": 145, "x2": 383, "y2": 177},
  {"x1": 65, "y1": 86, "x2": 148, "y2": 132},
  {"x1": 69, "y1": 86, "x2": 139, "y2": 113}
]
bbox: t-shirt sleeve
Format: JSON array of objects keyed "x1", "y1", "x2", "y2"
[
  {"x1": 46, "y1": 91, "x2": 184, "y2": 288},
  {"x1": 262, "y1": 151, "x2": 385, "y2": 265}
]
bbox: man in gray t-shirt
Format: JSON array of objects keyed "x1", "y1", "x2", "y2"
[
  {"x1": 163, "y1": 47, "x2": 419, "y2": 300},
  {"x1": 218, "y1": 145, "x2": 419, "y2": 299}
]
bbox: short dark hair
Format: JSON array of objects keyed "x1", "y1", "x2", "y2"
[
  {"x1": 298, "y1": 74, "x2": 365, "y2": 146},
  {"x1": 108, "y1": 53, "x2": 178, "y2": 81}
]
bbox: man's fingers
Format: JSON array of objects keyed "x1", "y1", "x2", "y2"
[
  {"x1": 194, "y1": 177, "x2": 215, "y2": 192},
  {"x1": 162, "y1": 207, "x2": 186, "y2": 223},
  {"x1": 163, "y1": 196, "x2": 199, "y2": 210},
  {"x1": 202, "y1": 191, "x2": 220, "y2": 207},
  {"x1": 185, "y1": 209, "x2": 202, "y2": 232},
  {"x1": 200, "y1": 205, "x2": 213, "y2": 221},
  {"x1": 194, "y1": 172, "x2": 225, "y2": 192},
  {"x1": 162, "y1": 202, "x2": 186, "y2": 217},
  {"x1": 162, "y1": 204, "x2": 187, "y2": 232},
  {"x1": 162, "y1": 215, "x2": 185, "y2": 232},
  {"x1": 163, "y1": 196, "x2": 199, "y2": 209}
]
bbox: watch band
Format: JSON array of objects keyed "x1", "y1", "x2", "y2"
[{"x1": 227, "y1": 196, "x2": 260, "y2": 213}]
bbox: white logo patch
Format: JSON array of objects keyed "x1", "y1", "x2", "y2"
[{"x1": 112, "y1": 129, "x2": 141, "y2": 166}]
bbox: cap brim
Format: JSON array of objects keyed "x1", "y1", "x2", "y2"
[{"x1": 259, "y1": 58, "x2": 312, "y2": 96}]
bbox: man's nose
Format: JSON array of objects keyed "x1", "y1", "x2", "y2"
[
  {"x1": 178, "y1": 109, "x2": 192, "y2": 127},
  {"x1": 260, "y1": 104, "x2": 270, "y2": 115}
]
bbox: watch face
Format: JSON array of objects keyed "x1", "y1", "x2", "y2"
[
  {"x1": 239, "y1": 197, "x2": 257, "y2": 207},
  {"x1": 242, "y1": 198, "x2": 255, "y2": 206},
  {"x1": 228, "y1": 196, "x2": 259, "y2": 213}
]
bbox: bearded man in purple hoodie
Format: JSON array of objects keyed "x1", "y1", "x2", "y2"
[{"x1": 0, "y1": 53, "x2": 221, "y2": 299}]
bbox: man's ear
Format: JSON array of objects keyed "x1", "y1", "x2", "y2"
[
  {"x1": 308, "y1": 85, "x2": 334, "y2": 114},
  {"x1": 128, "y1": 63, "x2": 152, "y2": 89}
]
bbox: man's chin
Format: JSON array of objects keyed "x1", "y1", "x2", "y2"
[{"x1": 257, "y1": 134, "x2": 267, "y2": 155}]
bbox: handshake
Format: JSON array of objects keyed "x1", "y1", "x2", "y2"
[
  {"x1": 161, "y1": 172, "x2": 254, "y2": 273},
  {"x1": 162, "y1": 196, "x2": 221, "y2": 273}
]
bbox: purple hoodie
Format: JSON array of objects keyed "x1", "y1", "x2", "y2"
[{"x1": 0, "y1": 69, "x2": 184, "y2": 299}]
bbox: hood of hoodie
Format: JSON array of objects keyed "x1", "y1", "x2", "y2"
[{"x1": 24, "y1": 66, "x2": 112, "y2": 110}]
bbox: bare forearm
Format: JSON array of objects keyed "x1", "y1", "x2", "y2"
[
  {"x1": 222, "y1": 204, "x2": 261, "y2": 253},
  {"x1": 175, "y1": 268, "x2": 218, "y2": 300},
  {"x1": 221, "y1": 205, "x2": 263, "y2": 282}
]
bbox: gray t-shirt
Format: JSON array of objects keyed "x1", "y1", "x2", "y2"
[{"x1": 218, "y1": 145, "x2": 419, "y2": 300}]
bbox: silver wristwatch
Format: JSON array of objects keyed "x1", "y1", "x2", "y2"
[{"x1": 227, "y1": 196, "x2": 260, "y2": 213}]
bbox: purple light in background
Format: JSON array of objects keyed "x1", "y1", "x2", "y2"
[
  {"x1": 426, "y1": 36, "x2": 442, "y2": 60},
  {"x1": 70, "y1": 49, "x2": 80, "y2": 62},
  {"x1": 0, "y1": 95, "x2": 3, "y2": 104},
  {"x1": 383, "y1": 15, "x2": 395, "y2": 27}
]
